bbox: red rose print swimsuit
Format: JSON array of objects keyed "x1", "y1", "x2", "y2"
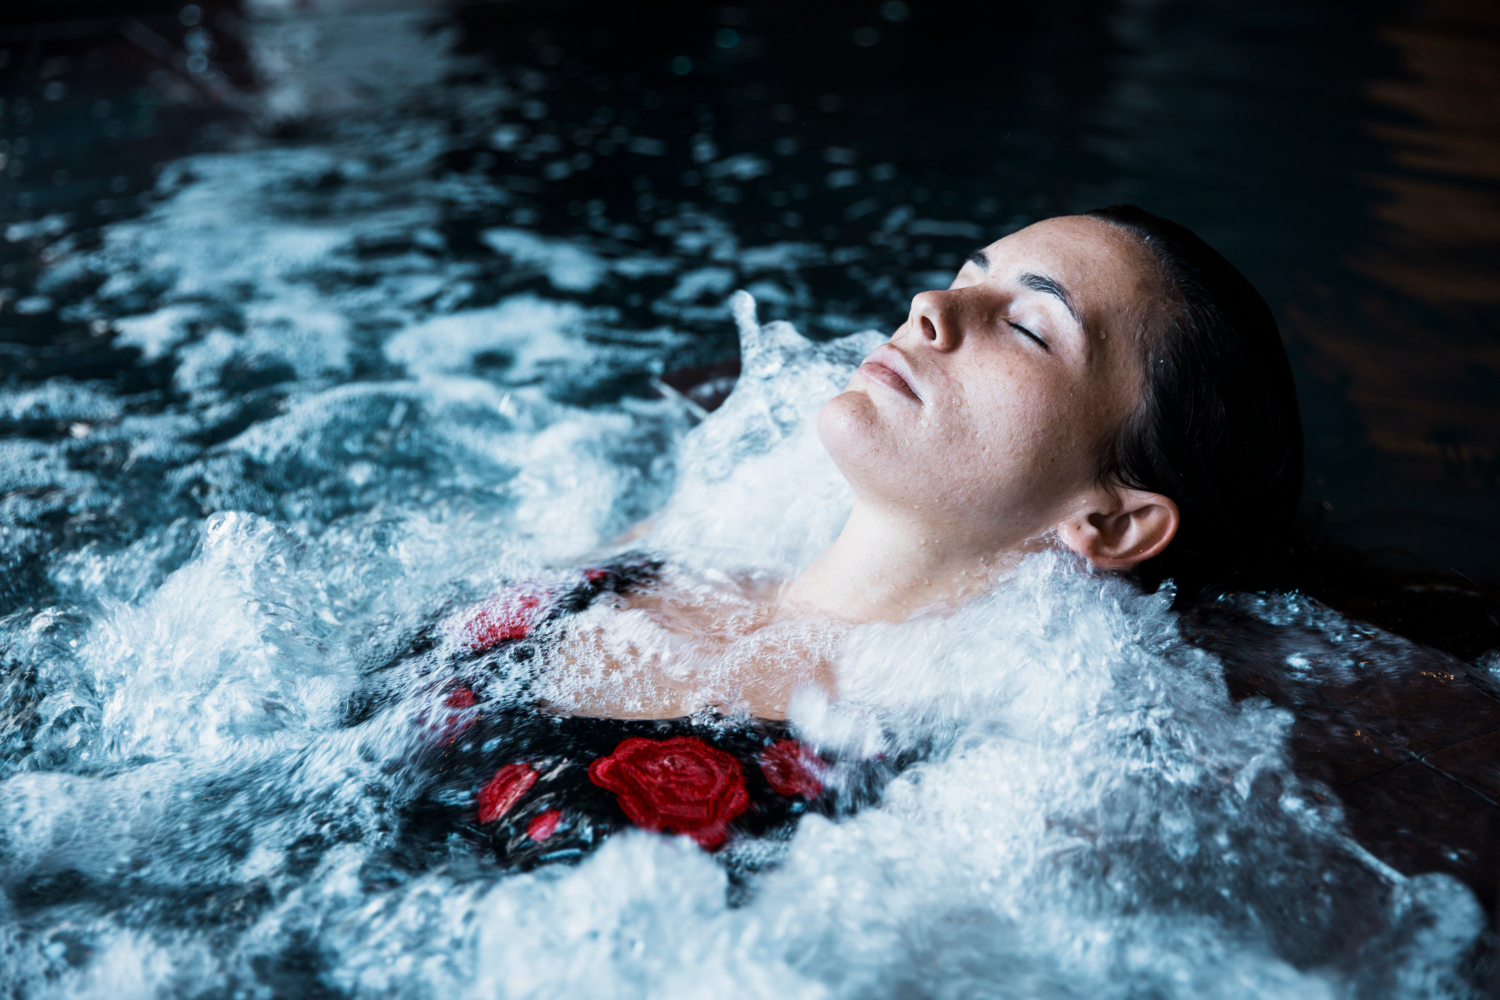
[{"x1": 397, "y1": 561, "x2": 916, "y2": 874}]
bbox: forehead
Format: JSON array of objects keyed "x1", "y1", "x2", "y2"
[{"x1": 980, "y1": 216, "x2": 1160, "y2": 309}]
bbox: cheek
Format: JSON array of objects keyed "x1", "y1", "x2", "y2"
[
  {"x1": 965, "y1": 362, "x2": 1086, "y2": 451},
  {"x1": 953, "y1": 370, "x2": 1092, "y2": 495},
  {"x1": 817, "y1": 374, "x2": 1096, "y2": 519}
]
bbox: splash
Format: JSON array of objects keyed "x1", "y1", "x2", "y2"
[{"x1": 0, "y1": 290, "x2": 1485, "y2": 998}]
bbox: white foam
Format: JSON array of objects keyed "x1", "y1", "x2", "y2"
[
  {"x1": 647, "y1": 292, "x2": 879, "y2": 575},
  {"x1": 384, "y1": 296, "x2": 609, "y2": 381},
  {"x1": 112, "y1": 304, "x2": 202, "y2": 361},
  {"x1": 0, "y1": 380, "x2": 122, "y2": 424},
  {"x1": 481, "y1": 228, "x2": 610, "y2": 292}
]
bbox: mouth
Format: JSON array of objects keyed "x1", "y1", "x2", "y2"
[{"x1": 855, "y1": 344, "x2": 922, "y2": 402}]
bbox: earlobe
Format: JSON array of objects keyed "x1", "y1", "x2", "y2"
[{"x1": 1055, "y1": 489, "x2": 1181, "y2": 570}]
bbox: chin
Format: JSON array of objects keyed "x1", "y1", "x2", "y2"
[
  {"x1": 817, "y1": 391, "x2": 899, "y2": 491},
  {"x1": 817, "y1": 390, "x2": 872, "y2": 452}
]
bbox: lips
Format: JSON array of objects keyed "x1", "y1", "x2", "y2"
[{"x1": 857, "y1": 344, "x2": 922, "y2": 402}]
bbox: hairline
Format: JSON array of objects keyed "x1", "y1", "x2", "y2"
[{"x1": 1078, "y1": 215, "x2": 1188, "y2": 494}]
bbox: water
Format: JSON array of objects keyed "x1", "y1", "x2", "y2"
[
  {"x1": 0, "y1": 0, "x2": 1496, "y2": 996},
  {"x1": 0, "y1": 319, "x2": 1489, "y2": 996}
]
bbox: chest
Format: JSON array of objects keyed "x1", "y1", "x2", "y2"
[{"x1": 534, "y1": 599, "x2": 840, "y2": 720}]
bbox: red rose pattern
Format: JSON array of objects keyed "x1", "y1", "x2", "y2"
[
  {"x1": 589, "y1": 736, "x2": 750, "y2": 849},
  {"x1": 443, "y1": 686, "x2": 478, "y2": 709},
  {"x1": 425, "y1": 685, "x2": 481, "y2": 745},
  {"x1": 527, "y1": 809, "x2": 563, "y2": 842},
  {"x1": 456, "y1": 585, "x2": 552, "y2": 653},
  {"x1": 758, "y1": 739, "x2": 825, "y2": 798},
  {"x1": 477, "y1": 762, "x2": 538, "y2": 823}
]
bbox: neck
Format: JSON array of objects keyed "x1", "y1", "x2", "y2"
[{"x1": 780, "y1": 501, "x2": 1014, "y2": 623}]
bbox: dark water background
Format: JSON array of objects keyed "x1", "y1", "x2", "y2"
[{"x1": 0, "y1": 0, "x2": 1496, "y2": 591}]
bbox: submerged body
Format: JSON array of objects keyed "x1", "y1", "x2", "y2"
[
  {"x1": 396, "y1": 209, "x2": 1363, "y2": 897},
  {"x1": 401, "y1": 562, "x2": 911, "y2": 869}
]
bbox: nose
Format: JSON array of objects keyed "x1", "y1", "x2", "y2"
[{"x1": 905, "y1": 290, "x2": 963, "y2": 352}]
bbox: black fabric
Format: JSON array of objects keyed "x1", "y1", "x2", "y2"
[
  {"x1": 411, "y1": 712, "x2": 822, "y2": 871},
  {"x1": 393, "y1": 562, "x2": 916, "y2": 873}
]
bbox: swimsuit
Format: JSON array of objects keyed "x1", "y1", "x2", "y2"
[{"x1": 395, "y1": 562, "x2": 915, "y2": 873}]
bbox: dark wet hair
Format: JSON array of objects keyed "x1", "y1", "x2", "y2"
[{"x1": 1086, "y1": 204, "x2": 1304, "y2": 601}]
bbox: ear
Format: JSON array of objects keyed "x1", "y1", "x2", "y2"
[{"x1": 1055, "y1": 488, "x2": 1180, "y2": 571}]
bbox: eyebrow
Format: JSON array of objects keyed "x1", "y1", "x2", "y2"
[
  {"x1": 1017, "y1": 272, "x2": 1084, "y2": 330},
  {"x1": 964, "y1": 249, "x2": 1085, "y2": 332}
]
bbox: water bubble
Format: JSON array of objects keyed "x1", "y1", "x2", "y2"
[
  {"x1": 825, "y1": 169, "x2": 860, "y2": 189},
  {"x1": 185, "y1": 27, "x2": 213, "y2": 55},
  {"x1": 671, "y1": 55, "x2": 693, "y2": 75}
]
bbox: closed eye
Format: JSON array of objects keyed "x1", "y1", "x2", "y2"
[{"x1": 1007, "y1": 320, "x2": 1050, "y2": 352}]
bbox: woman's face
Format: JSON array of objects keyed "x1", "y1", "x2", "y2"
[{"x1": 819, "y1": 215, "x2": 1164, "y2": 550}]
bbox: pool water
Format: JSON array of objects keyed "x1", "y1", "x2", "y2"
[{"x1": 0, "y1": 0, "x2": 1497, "y2": 996}]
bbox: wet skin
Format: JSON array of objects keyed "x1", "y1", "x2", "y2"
[{"x1": 789, "y1": 215, "x2": 1180, "y2": 623}]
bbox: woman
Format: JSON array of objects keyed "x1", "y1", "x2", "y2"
[{"x1": 405, "y1": 204, "x2": 1303, "y2": 867}]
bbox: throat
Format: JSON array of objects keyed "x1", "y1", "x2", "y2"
[{"x1": 779, "y1": 503, "x2": 1015, "y2": 623}]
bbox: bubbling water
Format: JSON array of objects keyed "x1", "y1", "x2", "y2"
[{"x1": 0, "y1": 291, "x2": 1486, "y2": 999}]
